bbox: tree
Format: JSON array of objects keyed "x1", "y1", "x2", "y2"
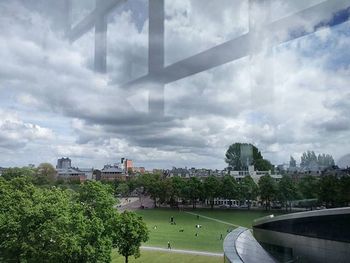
[
  {"x1": 239, "y1": 176, "x2": 258, "y2": 209},
  {"x1": 183, "y1": 177, "x2": 203, "y2": 209},
  {"x1": 114, "y1": 211, "x2": 149, "y2": 263},
  {"x1": 225, "y1": 143, "x2": 263, "y2": 170},
  {"x1": 117, "y1": 183, "x2": 130, "y2": 197},
  {"x1": 225, "y1": 143, "x2": 273, "y2": 171},
  {"x1": 338, "y1": 176, "x2": 350, "y2": 206},
  {"x1": 139, "y1": 173, "x2": 161, "y2": 208},
  {"x1": 300, "y1": 151, "x2": 335, "y2": 170},
  {"x1": 1, "y1": 167, "x2": 35, "y2": 181},
  {"x1": 203, "y1": 176, "x2": 220, "y2": 209},
  {"x1": 0, "y1": 177, "x2": 120, "y2": 262},
  {"x1": 158, "y1": 178, "x2": 173, "y2": 205},
  {"x1": 35, "y1": 163, "x2": 56, "y2": 184},
  {"x1": 298, "y1": 175, "x2": 318, "y2": 199},
  {"x1": 221, "y1": 175, "x2": 239, "y2": 207},
  {"x1": 278, "y1": 175, "x2": 298, "y2": 211},
  {"x1": 289, "y1": 156, "x2": 296, "y2": 168},
  {"x1": 254, "y1": 158, "x2": 274, "y2": 172},
  {"x1": 318, "y1": 175, "x2": 339, "y2": 208},
  {"x1": 258, "y1": 175, "x2": 277, "y2": 210},
  {"x1": 170, "y1": 176, "x2": 186, "y2": 207}
]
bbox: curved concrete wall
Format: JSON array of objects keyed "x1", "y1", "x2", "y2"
[
  {"x1": 253, "y1": 207, "x2": 350, "y2": 263},
  {"x1": 223, "y1": 227, "x2": 276, "y2": 263}
]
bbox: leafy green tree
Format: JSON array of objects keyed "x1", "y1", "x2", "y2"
[
  {"x1": 114, "y1": 211, "x2": 149, "y2": 263},
  {"x1": 225, "y1": 143, "x2": 263, "y2": 170},
  {"x1": 117, "y1": 183, "x2": 130, "y2": 197},
  {"x1": 158, "y1": 178, "x2": 173, "y2": 205},
  {"x1": 258, "y1": 175, "x2": 277, "y2": 210},
  {"x1": 318, "y1": 175, "x2": 339, "y2": 208},
  {"x1": 298, "y1": 175, "x2": 319, "y2": 199},
  {"x1": 1, "y1": 167, "x2": 35, "y2": 181},
  {"x1": 300, "y1": 151, "x2": 334, "y2": 169},
  {"x1": 203, "y1": 176, "x2": 221, "y2": 209},
  {"x1": 0, "y1": 176, "x2": 124, "y2": 263},
  {"x1": 254, "y1": 158, "x2": 274, "y2": 172},
  {"x1": 239, "y1": 176, "x2": 258, "y2": 209},
  {"x1": 183, "y1": 177, "x2": 203, "y2": 209},
  {"x1": 138, "y1": 173, "x2": 161, "y2": 208},
  {"x1": 221, "y1": 175, "x2": 239, "y2": 207},
  {"x1": 338, "y1": 176, "x2": 350, "y2": 206},
  {"x1": 278, "y1": 175, "x2": 298, "y2": 211},
  {"x1": 35, "y1": 163, "x2": 56, "y2": 185},
  {"x1": 170, "y1": 176, "x2": 186, "y2": 206},
  {"x1": 225, "y1": 143, "x2": 273, "y2": 171}
]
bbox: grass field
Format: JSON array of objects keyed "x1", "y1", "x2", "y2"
[
  {"x1": 135, "y1": 209, "x2": 229, "y2": 252},
  {"x1": 190, "y1": 208, "x2": 286, "y2": 228},
  {"x1": 134, "y1": 208, "x2": 285, "y2": 252},
  {"x1": 112, "y1": 208, "x2": 287, "y2": 262},
  {"x1": 111, "y1": 250, "x2": 221, "y2": 263}
]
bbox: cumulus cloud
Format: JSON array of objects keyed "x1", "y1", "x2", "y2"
[
  {"x1": 0, "y1": 0, "x2": 350, "y2": 169},
  {"x1": 0, "y1": 110, "x2": 54, "y2": 150}
]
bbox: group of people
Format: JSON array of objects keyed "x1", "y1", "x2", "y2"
[{"x1": 166, "y1": 215, "x2": 228, "y2": 250}]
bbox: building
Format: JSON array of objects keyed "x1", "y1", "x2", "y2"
[
  {"x1": 100, "y1": 164, "x2": 126, "y2": 181},
  {"x1": 252, "y1": 207, "x2": 350, "y2": 263},
  {"x1": 120, "y1": 158, "x2": 133, "y2": 174},
  {"x1": 230, "y1": 165, "x2": 281, "y2": 184},
  {"x1": 79, "y1": 168, "x2": 94, "y2": 180},
  {"x1": 56, "y1": 168, "x2": 86, "y2": 182},
  {"x1": 133, "y1": 167, "x2": 146, "y2": 174},
  {"x1": 56, "y1": 157, "x2": 72, "y2": 169},
  {"x1": 224, "y1": 207, "x2": 350, "y2": 263}
]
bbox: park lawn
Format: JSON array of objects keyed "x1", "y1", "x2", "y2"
[
  {"x1": 111, "y1": 250, "x2": 222, "y2": 263},
  {"x1": 135, "y1": 209, "x2": 230, "y2": 252},
  {"x1": 192, "y1": 209, "x2": 287, "y2": 228}
]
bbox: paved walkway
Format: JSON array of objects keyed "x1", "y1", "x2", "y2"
[
  {"x1": 185, "y1": 211, "x2": 241, "y2": 228},
  {"x1": 141, "y1": 246, "x2": 223, "y2": 257}
]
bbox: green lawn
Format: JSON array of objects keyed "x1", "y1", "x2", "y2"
[
  {"x1": 134, "y1": 208, "x2": 285, "y2": 253},
  {"x1": 135, "y1": 209, "x2": 229, "y2": 252},
  {"x1": 112, "y1": 208, "x2": 288, "y2": 262},
  {"x1": 191, "y1": 208, "x2": 286, "y2": 228},
  {"x1": 112, "y1": 251, "x2": 223, "y2": 263},
  {"x1": 111, "y1": 250, "x2": 221, "y2": 263}
]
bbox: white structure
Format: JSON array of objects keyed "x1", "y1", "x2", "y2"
[{"x1": 230, "y1": 165, "x2": 282, "y2": 184}]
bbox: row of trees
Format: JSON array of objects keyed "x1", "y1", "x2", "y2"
[
  {"x1": 290, "y1": 151, "x2": 335, "y2": 169},
  {"x1": 114, "y1": 173, "x2": 350, "y2": 211},
  {"x1": 124, "y1": 173, "x2": 258, "y2": 209},
  {"x1": 0, "y1": 174, "x2": 148, "y2": 263}
]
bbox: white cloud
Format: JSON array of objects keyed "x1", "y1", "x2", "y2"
[{"x1": 0, "y1": 0, "x2": 349, "y2": 169}]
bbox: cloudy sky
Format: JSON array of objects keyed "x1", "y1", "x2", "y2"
[{"x1": 0, "y1": 0, "x2": 350, "y2": 169}]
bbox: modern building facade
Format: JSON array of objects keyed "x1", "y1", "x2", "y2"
[
  {"x1": 224, "y1": 207, "x2": 350, "y2": 263},
  {"x1": 253, "y1": 207, "x2": 350, "y2": 263}
]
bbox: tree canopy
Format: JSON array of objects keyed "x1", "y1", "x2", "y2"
[
  {"x1": 0, "y1": 176, "x2": 148, "y2": 263},
  {"x1": 114, "y1": 211, "x2": 149, "y2": 263},
  {"x1": 225, "y1": 143, "x2": 273, "y2": 171}
]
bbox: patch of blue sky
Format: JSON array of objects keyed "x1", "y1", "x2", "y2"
[
  {"x1": 275, "y1": 20, "x2": 350, "y2": 72},
  {"x1": 109, "y1": 0, "x2": 148, "y2": 33}
]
